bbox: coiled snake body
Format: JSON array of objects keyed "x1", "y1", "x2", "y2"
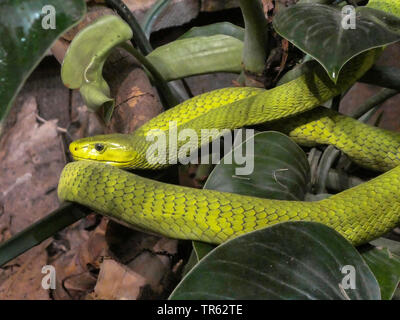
[{"x1": 59, "y1": 0, "x2": 400, "y2": 245}]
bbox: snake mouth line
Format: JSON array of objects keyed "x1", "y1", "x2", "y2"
[{"x1": 72, "y1": 156, "x2": 131, "y2": 166}]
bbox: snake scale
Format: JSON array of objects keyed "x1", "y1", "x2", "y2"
[{"x1": 58, "y1": 0, "x2": 400, "y2": 245}]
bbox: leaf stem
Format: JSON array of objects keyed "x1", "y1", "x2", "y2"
[
  {"x1": 239, "y1": 0, "x2": 269, "y2": 84},
  {"x1": 360, "y1": 66, "x2": 400, "y2": 91},
  {"x1": 326, "y1": 168, "x2": 365, "y2": 191},
  {"x1": 119, "y1": 42, "x2": 179, "y2": 108},
  {"x1": 0, "y1": 203, "x2": 91, "y2": 267},
  {"x1": 315, "y1": 145, "x2": 341, "y2": 193},
  {"x1": 141, "y1": 0, "x2": 171, "y2": 39},
  {"x1": 349, "y1": 88, "x2": 398, "y2": 119},
  {"x1": 105, "y1": 0, "x2": 183, "y2": 106}
]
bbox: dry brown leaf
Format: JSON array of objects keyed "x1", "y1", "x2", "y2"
[
  {"x1": 52, "y1": 219, "x2": 109, "y2": 300},
  {"x1": 92, "y1": 259, "x2": 147, "y2": 300},
  {"x1": 0, "y1": 97, "x2": 65, "y2": 235},
  {"x1": 0, "y1": 96, "x2": 67, "y2": 299},
  {"x1": 0, "y1": 240, "x2": 51, "y2": 300},
  {"x1": 274, "y1": 39, "x2": 289, "y2": 82}
]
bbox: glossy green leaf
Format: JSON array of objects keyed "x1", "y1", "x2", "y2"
[
  {"x1": 181, "y1": 250, "x2": 198, "y2": 277},
  {"x1": 204, "y1": 131, "x2": 310, "y2": 201},
  {"x1": 370, "y1": 238, "x2": 400, "y2": 256},
  {"x1": 170, "y1": 221, "x2": 380, "y2": 300},
  {"x1": 61, "y1": 15, "x2": 133, "y2": 122},
  {"x1": 178, "y1": 22, "x2": 244, "y2": 41},
  {"x1": 191, "y1": 131, "x2": 310, "y2": 264},
  {"x1": 273, "y1": 3, "x2": 400, "y2": 82},
  {"x1": 0, "y1": 0, "x2": 86, "y2": 134},
  {"x1": 192, "y1": 241, "x2": 215, "y2": 261},
  {"x1": 146, "y1": 35, "x2": 243, "y2": 81},
  {"x1": 361, "y1": 245, "x2": 400, "y2": 300}
]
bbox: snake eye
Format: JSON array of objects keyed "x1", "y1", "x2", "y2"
[{"x1": 95, "y1": 143, "x2": 105, "y2": 152}]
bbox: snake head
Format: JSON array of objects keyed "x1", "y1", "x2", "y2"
[{"x1": 69, "y1": 134, "x2": 140, "y2": 168}]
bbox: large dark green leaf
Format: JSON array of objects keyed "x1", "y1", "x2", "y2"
[
  {"x1": 61, "y1": 15, "x2": 133, "y2": 122},
  {"x1": 192, "y1": 241, "x2": 215, "y2": 262},
  {"x1": 361, "y1": 244, "x2": 400, "y2": 300},
  {"x1": 170, "y1": 221, "x2": 380, "y2": 300},
  {"x1": 273, "y1": 3, "x2": 400, "y2": 82},
  {"x1": 192, "y1": 131, "x2": 310, "y2": 262},
  {"x1": 0, "y1": 0, "x2": 86, "y2": 134},
  {"x1": 204, "y1": 131, "x2": 310, "y2": 201}
]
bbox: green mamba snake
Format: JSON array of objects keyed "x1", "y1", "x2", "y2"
[{"x1": 58, "y1": 0, "x2": 400, "y2": 246}]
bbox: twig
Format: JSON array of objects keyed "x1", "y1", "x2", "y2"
[{"x1": 35, "y1": 114, "x2": 68, "y2": 134}]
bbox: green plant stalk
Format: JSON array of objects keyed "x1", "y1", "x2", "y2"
[
  {"x1": 331, "y1": 94, "x2": 342, "y2": 111},
  {"x1": 316, "y1": 145, "x2": 341, "y2": 193},
  {"x1": 349, "y1": 88, "x2": 398, "y2": 119},
  {"x1": 358, "y1": 105, "x2": 380, "y2": 123},
  {"x1": 326, "y1": 168, "x2": 365, "y2": 191},
  {"x1": 239, "y1": 0, "x2": 269, "y2": 79},
  {"x1": 360, "y1": 66, "x2": 400, "y2": 91},
  {"x1": 141, "y1": 0, "x2": 171, "y2": 39},
  {"x1": 0, "y1": 203, "x2": 91, "y2": 267},
  {"x1": 105, "y1": 0, "x2": 188, "y2": 104},
  {"x1": 277, "y1": 61, "x2": 316, "y2": 85},
  {"x1": 119, "y1": 42, "x2": 179, "y2": 108}
]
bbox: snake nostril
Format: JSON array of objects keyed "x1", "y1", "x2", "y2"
[{"x1": 74, "y1": 147, "x2": 78, "y2": 151}]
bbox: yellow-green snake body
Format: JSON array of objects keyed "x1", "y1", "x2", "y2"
[
  {"x1": 59, "y1": 0, "x2": 400, "y2": 246},
  {"x1": 59, "y1": 160, "x2": 400, "y2": 246},
  {"x1": 269, "y1": 106, "x2": 400, "y2": 172},
  {"x1": 69, "y1": 50, "x2": 381, "y2": 169}
]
